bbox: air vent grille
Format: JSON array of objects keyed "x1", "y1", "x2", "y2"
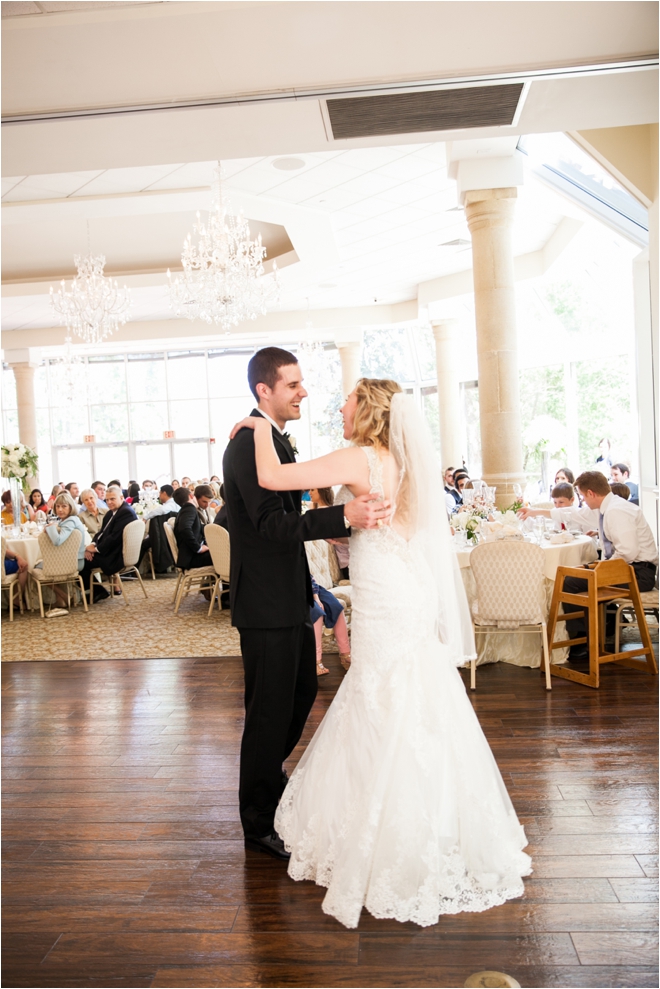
[{"x1": 326, "y1": 83, "x2": 524, "y2": 139}]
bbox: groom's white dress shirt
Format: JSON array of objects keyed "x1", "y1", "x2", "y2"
[
  {"x1": 259, "y1": 410, "x2": 284, "y2": 435},
  {"x1": 551, "y1": 492, "x2": 658, "y2": 565}
]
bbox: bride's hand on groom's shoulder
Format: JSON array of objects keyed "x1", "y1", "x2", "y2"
[
  {"x1": 229, "y1": 417, "x2": 264, "y2": 440},
  {"x1": 344, "y1": 494, "x2": 391, "y2": 530}
]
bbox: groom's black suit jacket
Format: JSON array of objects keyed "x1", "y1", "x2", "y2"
[{"x1": 222, "y1": 409, "x2": 349, "y2": 628}]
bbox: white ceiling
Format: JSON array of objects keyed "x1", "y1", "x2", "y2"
[{"x1": 1, "y1": 140, "x2": 569, "y2": 334}]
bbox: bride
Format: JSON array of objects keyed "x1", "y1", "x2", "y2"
[{"x1": 234, "y1": 377, "x2": 531, "y2": 929}]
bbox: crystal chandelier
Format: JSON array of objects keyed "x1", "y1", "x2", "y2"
[
  {"x1": 50, "y1": 254, "x2": 131, "y2": 346},
  {"x1": 167, "y1": 164, "x2": 279, "y2": 328}
]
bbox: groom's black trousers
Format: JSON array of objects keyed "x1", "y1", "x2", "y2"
[{"x1": 238, "y1": 621, "x2": 317, "y2": 838}]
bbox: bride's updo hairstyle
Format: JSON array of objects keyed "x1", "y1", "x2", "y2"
[{"x1": 351, "y1": 378, "x2": 402, "y2": 450}]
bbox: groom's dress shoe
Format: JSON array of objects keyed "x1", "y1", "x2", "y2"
[{"x1": 244, "y1": 830, "x2": 291, "y2": 861}]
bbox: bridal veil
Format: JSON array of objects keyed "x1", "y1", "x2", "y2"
[{"x1": 389, "y1": 392, "x2": 476, "y2": 666}]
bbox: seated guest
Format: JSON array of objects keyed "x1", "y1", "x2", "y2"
[
  {"x1": 521, "y1": 471, "x2": 658, "y2": 660},
  {"x1": 138, "y1": 485, "x2": 179, "y2": 570},
  {"x1": 554, "y1": 467, "x2": 575, "y2": 486},
  {"x1": 46, "y1": 484, "x2": 63, "y2": 512},
  {"x1": 551, "y1": 482, "x2": 575, "y2": 508},
  {"x1": 208, "y1": 482, "x2": 223, "y2": 509},
  {"x1": 172, "y1": 486, "x2": 211, "y2": 569},
  {"x1": 310, "y1": 575, "x2": 351, "y2": 676},
  {"x1": 610, "y1": 482, "x2": 631, "y2": 500},
  {"x1": 29, "y1": 488, "x2": 46, "y2": 513},
  {"x1": 91, "y1": 481, "x2": 108, "y2": 509},
  {"x1": 3, "y1": 544, "x2": 29, "y2": 601},
  {"x1": 79, "y1": 486, "x2": 138, "y2": 599},
  {"x1": 108, "y1": 478, "x2": 128, "y2": 498},
  {"x1": 212, "y1": 484, "x2": 228, "y2": 531},
  {"x1": 310, "y1": 486, "x2": 350, "y2": 580},
  {"x1": 1, "y1": 489, "x2": 31, "y2": 525},
  {"x1": 172, "y1": 479, "x2": 180, "y2": 490},
  {"x1": 79, "y1": 488, "x2": 108, "y2": 537},
  {"x1": 144, "y1": 484, "x2": 179, "y2": 520},
  {"x1": 452, "y1": 470, "x2": 471, "y2": 504},
  {"x1": 142, "y1": 479, "x2": 155, "y2": 493},
  {"x1": 64, "y1": 482, "x2": 80, "y2": 504},
  {"x1": 193, "y1": 484, "x2": 213, "y2": 526},
  {"x1": 181, "y1": 476, "x2": 192, "y2": 490},
  {"x1": 38, "y1": 491, "x2": 87, "y2": 608},
  {"x1": 444, "y1": 467, "x2": 462, "y2": 506},
  {"x1": 125, "y1": 482, "x2": 141, "y2": 505},
  {"x1": 210, "y1": 475, "x2": 220, "y2": 483},
  {"x1": 610, "y1": 463, "x2": 639, "y2": 504}
]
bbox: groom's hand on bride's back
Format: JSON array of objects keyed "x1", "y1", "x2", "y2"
[{"x1": 344, "y1": 495, "x2": 391, "y2": 529}]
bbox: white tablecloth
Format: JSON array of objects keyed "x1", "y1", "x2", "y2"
[
  {"x1": 5, "y1": 535, "x2": 41, "y2": 569},
  {"x1": 5, "y1": 528, "x2": 92, "y2": 571},
  {"x1": 455, "y1": 535, "x2": 598, "y2": 668}
]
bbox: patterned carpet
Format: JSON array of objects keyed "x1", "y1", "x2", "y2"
[{"x1": 1, "y1": 576, "x2": 343, "y2": 664}]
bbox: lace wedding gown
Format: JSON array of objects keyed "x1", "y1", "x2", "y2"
[{"x1": 275, "y1": 447, "x2": 532, "y2": 929}]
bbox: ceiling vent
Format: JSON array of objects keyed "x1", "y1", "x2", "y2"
[{"x1": 326, "y1": 83, "x2": 524, "y2": 140}]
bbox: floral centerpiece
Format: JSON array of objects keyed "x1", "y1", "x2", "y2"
[
  {"x1": 452, "y1": 506, "x2": 489, "y2": 543},
  {"x1": 2, "y1": 442, "x2": 38, "y2": 532},
  {"x1": 2, "y1": 443, "x2": 39, "y2": 488}
]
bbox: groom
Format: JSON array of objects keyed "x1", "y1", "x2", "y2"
[{"x1": 223, "y1": 347, "x2": 388, "y2": 859}]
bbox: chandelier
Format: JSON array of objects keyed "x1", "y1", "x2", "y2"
[
  {"x1": 50, "y1": 254, "x2": 131, "y2": 346},
  {"x1": 167, "y1": 164, "x2": 279, "y2": 329}
]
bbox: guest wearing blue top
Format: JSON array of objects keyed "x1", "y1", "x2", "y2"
[{"x1": 37, "y1": 490, "x2": 87, "y2": 608}]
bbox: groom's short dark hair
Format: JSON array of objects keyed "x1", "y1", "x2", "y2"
[{"x1": 248, "y1": 347, "x2": 298, "y2": 400}]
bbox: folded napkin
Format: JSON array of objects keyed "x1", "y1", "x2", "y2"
[
  {"x1": 481, "y1": 521, "x2": 523, "y2": 541},
  {"x1": 549, "y1": 531, "x2": 575, "y2": 545}
]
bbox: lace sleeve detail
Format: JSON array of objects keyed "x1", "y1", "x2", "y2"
[{"x1": 362, "y1": 447, "x2": 385, "y2": 498}]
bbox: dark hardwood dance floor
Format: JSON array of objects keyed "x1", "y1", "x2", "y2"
[{"x1": 2, "y1": 655, "x2": 658, "y2": 988}]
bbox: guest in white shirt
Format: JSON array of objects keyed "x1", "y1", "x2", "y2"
[
  {"x1": 91, "y1": 481, "x2": 108, "y2": 510},
  {"x1": 520, "y1": 471, "x2": 657, "y2": 659},
  {"x1": 143, "y1": 484, "x2": 180, "y2": 520}
]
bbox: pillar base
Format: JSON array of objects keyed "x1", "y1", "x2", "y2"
[{"x1": 481, "y1": 472, "x2": 528, "y2": 512}]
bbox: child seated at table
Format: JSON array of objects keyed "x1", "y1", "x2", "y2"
[{"x1": 551, "y1": 482, "x2": 575, "y2": 508}]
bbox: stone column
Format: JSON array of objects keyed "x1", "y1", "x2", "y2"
[
  {"x1": 8, "y1": 361, "x2": 39, "y2": 487},
  {"x1": 335, "y1": 339, "x2": 363, "y2": 399},
  {"x1": 431, "y1": 319, "x2": 463, "y2": 470},
  {"x1": 464, "y1": 188, "x2": 526, "y2": 508}
]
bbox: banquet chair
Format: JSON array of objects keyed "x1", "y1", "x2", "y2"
[
  {"x1": 469, "y1": 541, "x2": 552, "y2": 691},
  {"x1": 164, "y1": 523, "x2": 216, "y2": 615},
  {"x1": 2, "y1": 536, "x2": 23, "y2": 621},
  {"x1": 546, "y1": 559, "x2": 657, "y2": 687},
  {"x1": 89, "y1": 519, "x2": 148, "y2": 606},
  {"x1": 613, "y1": 585, "x2": 659, "y2": 654},
  {"x1": 30, "y1": 529, "x2": 87, "y2": 619},
  {"x1": 204, "y1": 523, "x2": 231, "y2": 617}
]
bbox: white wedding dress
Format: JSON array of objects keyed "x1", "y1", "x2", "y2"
[{"x1": 275, "y1": 421, "x2": 532, "y2": 930}]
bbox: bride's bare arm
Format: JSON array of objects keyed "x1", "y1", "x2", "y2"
[{"x1": 231, "y1": 417, "x2": 369, "y2": 491}]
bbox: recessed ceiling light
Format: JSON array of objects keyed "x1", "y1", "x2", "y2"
[{"x1": 272, "y1": 157, "x2": 306, "y2": 171}]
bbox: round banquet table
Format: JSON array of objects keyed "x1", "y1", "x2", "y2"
[{"x1": 454, "y1": 534, "x2": 598, "y2": 668}]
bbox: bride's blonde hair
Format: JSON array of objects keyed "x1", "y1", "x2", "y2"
[{"x1": 351, "y1": 378, "x2": 403, "y2": 450}]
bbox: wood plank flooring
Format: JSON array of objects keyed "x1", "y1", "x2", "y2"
[{"x1": 2, "y1": 656, "x2": 658, "y2": 988}]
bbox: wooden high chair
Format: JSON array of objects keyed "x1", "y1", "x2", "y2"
[{"x1": 546, "y1": 558, "x2": 657, "y2": 688}]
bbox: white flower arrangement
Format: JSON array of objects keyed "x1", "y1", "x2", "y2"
[
  {"x1": 1, "y1": 443, "x2": 39, "y2": 488},
  {"x1": 452, "y1": 506, "x2": 488, "y2": 542}
]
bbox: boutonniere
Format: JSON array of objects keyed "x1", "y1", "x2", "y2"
[{"x1": 282, "y1": 432, "x2": 299, "y2": 456}]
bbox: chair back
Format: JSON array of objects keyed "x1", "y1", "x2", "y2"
[
  {"x1": 121, "y1": 519, "x2": 146, "y2": 568},
  {"x1": 470, "y1": 541, "x2": 546, "y2": 628},
  {"x1": 305, "y1": 539, "x2": 334, "y2": 589},
  {"x1": 38, "y1": 529, "x2": 82, "y2": 577},
  {"x1": 591, "y1": 558, "x2": 634, "y2": 587},
  {"x1": 164, "y1": 522, "x2": 179, "y2": 566},
  {"x1": 1, "y1": 536, "x2": 7, "y2": 576},
  {"x1": 204, "y1": 523, "x2": 230, "y2": 581}
]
